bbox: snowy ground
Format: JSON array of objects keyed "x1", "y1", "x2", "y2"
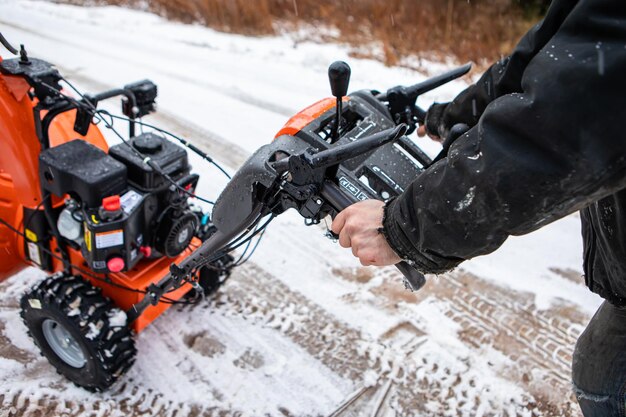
[{"x1": 0, "y1": 1, "x2": 603, "y2": 416}]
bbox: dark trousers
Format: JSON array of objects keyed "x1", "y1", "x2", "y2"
[{"x1": 572, "y1": 301, "x2": 626, "y2": 416}]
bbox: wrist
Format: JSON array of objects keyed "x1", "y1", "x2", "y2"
[{"x1": 380, "y1": 198, "x2": 417, "y2": 264}]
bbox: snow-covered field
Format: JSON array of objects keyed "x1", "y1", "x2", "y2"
[{"x1": 0, "y1": 1, "x2": 603, "y2": 416}]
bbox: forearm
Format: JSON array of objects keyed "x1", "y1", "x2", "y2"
[{"x1": 383, "y1": 2, "x2": 626, "y2": 273}]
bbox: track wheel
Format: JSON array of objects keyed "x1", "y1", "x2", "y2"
[{"x1": 20, "y1": 274, "x2": 136, "y2": 391}]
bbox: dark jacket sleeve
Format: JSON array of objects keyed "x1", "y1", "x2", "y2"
[
  {"x1": 425, "y1": 0, "x2": 578, "y2": 139},
  {"x1": 384, "y1": 0, "x2": 626, "y2": 274}
]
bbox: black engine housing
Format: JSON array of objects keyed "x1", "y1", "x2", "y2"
[{"x1": 38, "y1": 133, "x2": 199, "y2": 273}]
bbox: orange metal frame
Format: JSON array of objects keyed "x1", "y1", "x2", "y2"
[{"x1": 0, "y1": 57, "x2": 194, "y2": 333}]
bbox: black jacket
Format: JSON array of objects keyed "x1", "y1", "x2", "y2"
[{"x1": 383, "y1": 0, "x2": 626, "y2": 306}]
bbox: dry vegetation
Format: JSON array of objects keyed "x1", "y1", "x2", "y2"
[{"x1": 65, "y1": 0, "x2": 546, "y2": 66}]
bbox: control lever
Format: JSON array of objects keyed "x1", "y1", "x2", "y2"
[
  {"x1": 307, "y1": 124, "x2": 407, "y2": 169},
  {"x1": 378, "y1": 63, "x2": 471, "y2": 132},
  {"x1": 273, "y1": 124, "x2": 408, "y2": 176},
  {"x1": 328, "y1": 61, "x2": 351, "y2": 142}
]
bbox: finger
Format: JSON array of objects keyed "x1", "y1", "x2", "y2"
[
  {"x1": 357, "y1": 249, "x2": 376, "y2": 266},
  {"x1": 331, "y1": 210, "x2": 348, "y2": 234},
  {"x1": 359, "y1": 257, "x2": 374, "y2": 266},
  {"x1": 351, "y1": 245, "x2": 359, "y2": 257},
  {"x1": 417, "y1": 125, "x2": 426, "y2": 137},
  {"x1": 338, "y1": 229, "x2": 351, "y2": 248}
]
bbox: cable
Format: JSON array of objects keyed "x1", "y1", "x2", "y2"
[
  {"x1": 60, "y1": 76, "x2": 231, "y2": 180},
  {"x1": 234, "y1": 227, "x2": 268, "y2": 267},
  {"x1": 40, "y1": 80, "x2": 217, "y2": 206},
  {"x1": 0, "y1": 32, "x2": 18, "y2": 55},
  {"x1": 0, "y1": 216, "x2": 193, "y2": 305}
]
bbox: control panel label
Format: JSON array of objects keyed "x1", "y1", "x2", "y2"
[{"x1": 339, "y1": 176, "x2": 369, "y2": 201}]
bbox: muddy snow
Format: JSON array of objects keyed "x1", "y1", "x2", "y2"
[{"x1": 0, "y1": 1, "x2": 603, "y2": 416}]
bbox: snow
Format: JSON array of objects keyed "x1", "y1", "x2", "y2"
[
  {"x1": 85, "y1": 322, "x2": 101, "y2": 340},
  {"x1": 0, "y1": 1, "x2": 603, "y2": 415},
  {"x1": 106, "y1": 308, "x2": 127, "y2": 327}
]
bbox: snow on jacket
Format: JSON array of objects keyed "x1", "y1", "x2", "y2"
[{"x1": 382, "y1": 0, "x2": 626, "y2": 306}]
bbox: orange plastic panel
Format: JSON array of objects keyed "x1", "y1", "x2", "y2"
[
  {"x1": 274, "y1": 97, "x2": 348, "y2": 138},
  {"x1": 0, "y1": 173, "x2": 28, "y2": 279}
]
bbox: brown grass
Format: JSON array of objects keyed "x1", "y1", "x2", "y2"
[{"x1": 63, "y1": 0, "x2": 539, "y2": 66}]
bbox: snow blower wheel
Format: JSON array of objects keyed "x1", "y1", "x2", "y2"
[{"x1": 20, "y1": 274, "x2": 136, "y2": 391}]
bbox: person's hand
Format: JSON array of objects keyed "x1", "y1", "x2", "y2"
[
  {"x1": 417, "y1": 124, "x2": 442, "y2": 142},
  {"x1": 331, "y1": 200, "x2": 401, "y2": 266}
]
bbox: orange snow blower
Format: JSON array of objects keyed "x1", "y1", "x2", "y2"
[
  {"x1": 0, "y1": 32, "x2": 471, "y2": 391},
  {"x1": 0, "y1": 35, "x2": 235, "y2": 390}
]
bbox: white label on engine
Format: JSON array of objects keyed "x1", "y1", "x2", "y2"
[
  {"x1": 95, "y1": 229, "x2": 124, "y2": 248},
  {"x1": 120, "y1": 190, "x2": 142, "y2": 214},
  {"x1": 27, "y1": 242, "x2": 41, "y2": 266}
]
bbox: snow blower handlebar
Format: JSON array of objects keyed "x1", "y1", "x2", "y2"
[
  {"x1": 378, "y1": 62, "x2": 472, "y2": 133},
  {"x1": 273, "y1": 124, "x2": 407, "y2": 174},
  {"x1": 127, "y1": 125, "x2": 421, "y2": 322},
  {"x1": 127, "y1": 62, "x2": 474, "y2": 323}
]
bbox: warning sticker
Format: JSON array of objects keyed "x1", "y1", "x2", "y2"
[
  {"x1": 27, "y1": 242, "x2": 41, "y2": 266},
  {"x1": 95, "y1": 229, "x2": 124, "y2": 249},
  {"x1": 25, "y1": 228, "x2": 38, "y2": 243},
  {"x1": 84, "y1": 224, "x2": 92, "y2": 252}
]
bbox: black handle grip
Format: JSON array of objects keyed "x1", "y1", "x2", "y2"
[
  {"x1": 321, "y1": 181, "x2": 426, "y2": 292},
  {"x1": 377, "y1": 63, "x2": 472, "y2": 102},
  {"x1": 405, "y1": 62, "x2": 472, "y2": 99}
]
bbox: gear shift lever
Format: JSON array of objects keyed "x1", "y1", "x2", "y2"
[{"x1": 328, "y1": 61, "x2": 351, "y2": 142}]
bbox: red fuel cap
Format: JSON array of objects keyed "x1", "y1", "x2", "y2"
[
  {"x1": 102, "y1": 195, "x2": 121, "y2": 212},
  {"x1": 107, "y1": 257, "x2": 125, "y2": 273}
]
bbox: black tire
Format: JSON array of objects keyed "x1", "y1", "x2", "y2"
[{"x1": 20, "y1": 274, "x2": 136, "y2": 392}]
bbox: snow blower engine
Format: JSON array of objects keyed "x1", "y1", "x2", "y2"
[{"x1": 40, "y1": 129, "x2": 200, "y2": 272}]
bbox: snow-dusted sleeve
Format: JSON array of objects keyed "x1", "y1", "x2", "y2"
[{"x1": 383, "y1": 0, "x2": 626, "y2": 274}]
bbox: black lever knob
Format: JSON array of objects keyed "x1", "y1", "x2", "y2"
[{"x1": 328, "y1": 61, "x2": 351, "y2": 98}]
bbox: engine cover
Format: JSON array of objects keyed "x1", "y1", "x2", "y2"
[{"x1": 109, "y1": 133, "x2": 190, "y2": 190}]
